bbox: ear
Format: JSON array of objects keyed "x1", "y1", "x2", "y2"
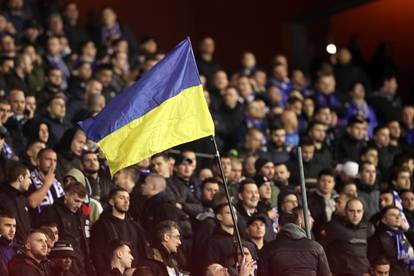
[
  {"x1": 216, "y1": 213, "x2": 223, "y2": 222},
  {"x1": 238, "y1": 193, "x2": 243, "y2": 201},
  {"x1": 108, "y1": 198, "x2": 114, "y2": 207},
  {"x1": 17, "y1": 174, "x2": 24, "y2": 183},
  {"x1": 163, "y1": 233, "x2": 170, "y2": 243}
]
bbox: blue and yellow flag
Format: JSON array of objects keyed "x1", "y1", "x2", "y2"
[{"x1": 79, "y1": 38, "x2": 215, "y2": 175}]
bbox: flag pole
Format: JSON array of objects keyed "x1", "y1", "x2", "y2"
[
  {"x1": 297, "y1": 146, "x2": 311, "y2": 238},
  {"x1": 211, "y1": 136, "x2": 245, "y2": 257}
]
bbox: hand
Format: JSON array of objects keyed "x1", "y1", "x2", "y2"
[
  {"x1": 176, "y1": 202, "x2": 183, "y2": 209},
  {"x1": 239, "y1": 257, "x2": 256, "y2": 276},
  {"x1": 43, "y1": 164, "x2": 56, "y2": 187}
]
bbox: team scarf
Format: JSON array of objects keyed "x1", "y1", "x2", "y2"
[
  {"x1": 30, "y1": 169, "x2": 65, "y2": 213},
  {"x1": 387, "y1": 229, "x2": 414, "y2": 270}
]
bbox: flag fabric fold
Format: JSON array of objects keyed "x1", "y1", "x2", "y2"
[{"x1": 78, "y1": 37, "x2": 215, "y2": 175}]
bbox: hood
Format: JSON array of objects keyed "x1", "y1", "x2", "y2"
[{"x1": 281, "y1": 223, "x2": 307, "y2": 240}]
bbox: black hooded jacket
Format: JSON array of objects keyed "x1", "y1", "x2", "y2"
[{"x1": 54, "y1": 127, "x2": 82, "y2": 181}]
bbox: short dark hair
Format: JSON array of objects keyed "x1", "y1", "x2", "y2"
[
  {"x1": 7, "y1": 162, "x2": 28, "y2": 183},
  {"x1": 200, "y1": 177, "x2": 219, "y2": 190},
  {"x1": 391, "y1": 165, "x2": 411, "y2": 181},
  {"x1": 64, "y1": 182, "x2": 87, "y2": 198},
  {"x1": 359, "y1": 145, "x2": 378, "y2": 158},
  {"x1": 371, "y1": 256, "x2": 391, "y2": 268},
  {"x1": 358, "y1": 161, "x2": 374, "y2": 173},
  {"x1": 80, "y1": 150, "x2": 98, "y2": 163},
  {"x1": 238, "y1": 178, "x2": 256, "y2": 194},
  {"x1": 151, "y1": 152, "x2": 169, "y2": 161},
  {"x1": 318, "y1": 168, "x2": 335, "y2": 180},
  {"x1": 107, "y1": 240, "x2": 132, "y2": 259},
  {"x1": 154, "y1": 220, "x2": 179, "y2": 242},
  {"x1": 300, "y1": 136, "x2": 314, "y2": 147},
  {"x1": 37, "y1": 148, "x2": 55, "y2": 159},
  {"x1": 0, "y1": 209, "x2": 15, "y2": 220},
  {"x1": 108, "y1": 187, "x2": 129, "y2": 200},
  {"x1": 373, "y1": 125, "x2": 389, "y2": 136},
  {"x1": 380, "y1": 205, "x2": 399, "y2": 220},
  {"x1": 278, "y1": 211, "x2": 299, "y2": 226}
]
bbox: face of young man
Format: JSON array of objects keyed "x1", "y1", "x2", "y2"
[{"x1": 0, "y1": 216, "x2": 16, "y2": 241}]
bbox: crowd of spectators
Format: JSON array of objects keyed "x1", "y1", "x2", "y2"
[{"x1": 0, "y1": 0, "x2": 412, "y2": 275}]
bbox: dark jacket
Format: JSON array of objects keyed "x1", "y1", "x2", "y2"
[
  {"x1": 335, "y1": 133, "x2": 366, "y2": 163},
  {"x1": 205, "y1": 226, "x2": 239, "y2": 269},
  {"x1": 38, "y1": 197, "x2": 89, "y2": 275},
  {"x1": 141, "y1": 192, "x2": 193, "y2": 239},
  {"x1": 258, "y1": 223, "x2": 331, "y2": 276},
  {"x1": 0, "y1": 184, "x2": 31, "y2": 244},
  {"x1": 308, "y1": 191, "x2": 336, "y2": 241},
  {"x1": 368, "y1": 223, "x2": 411, "y2": 276},
  {"x1": 144, "y1": 242, "x2": 183, "y2": 276},
  {"x1": 4, "y1": 116, "x2": 28, "y2": 155},
  {"x1": 0, "y1": 236, "x2": 17, "y2": 276},
  {"x1": 169, "y1": 175, "x2": 203, "y2": 218},
  {"x1": 40, "y1": 114, "x2": 72, "y2": 148},
  {"x1": 90, "y1": 210, "x2": 147, "y2": 275},
  {"x1": 321, "y1": 217, "x2": 374, "y2": 275},
  {"x1": 54, "y1": 127, "x2": 83, "y2": 181},
  {"x1": 8, "y1": 252, "x2": 51, "y2": 276}
]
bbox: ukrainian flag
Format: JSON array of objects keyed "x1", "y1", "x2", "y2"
[{"x1": 78, "y1": 38, "x2": 215, "y2": 175}]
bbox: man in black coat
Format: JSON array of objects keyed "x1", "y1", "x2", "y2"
[
  {"x1": 0, "y1": 162, "x2": 32, "y2": 244},
  {"x1": 258, "y1": 207, "x2": 331, "y2": 276},
  {"x1": 38, "y1": 181, "x2": 90, "y2": 275},
  {"x1": 335, "y1": 115, "x2": 367, "y2": 162},
  {"x1": 321, "y1": 198, "x2": 374, "y2": 275},
  {"x1": 90, "y1": 188, "x2": 146, "y2": 275},
  {"x1": 368, "y1": 206, "x2": 413, "y2": 276},
  {"x1": 308, "y1": 168, "x2": 338, "y2": 241}
]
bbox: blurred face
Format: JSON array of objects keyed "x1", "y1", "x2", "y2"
[
  {"x1": 110, "y1": 191, "x2": 130, "y2": 213},
  {"x1": 176, "y1": 161, "x2": 194, "y2": 180},
  {"x1": 26, "y1": 232, "x2": 48, "y2": 259},
  {"x1": 64, "y1": 192, "x2": 84, "y2": 213},
  {"x1": 199, "y1": 168, "x2": 213, "y2": 181},
  {"x1": 64, "y1": 3, "x2": 79, "y2": 21},
  {"x1": 38, "y1": 150, "x2": 57, "y2": 174},
  {"x1": 247, "y1": 220, "x2": 265, "y2": 239},
  {"x1": 97, "y1": 69, "x2": 113, "y2": 87},
  {"x1": 361, "y1": 149, "x2": 379, "y2": 167},
  {"x1": 237, "y1": 76, "x2": 252, "y2": 97},
  {"x1": 246, "y1": 130, "x2": 263, "y2": 150},
  {"x1": 360, "y1": 164, "x2": 376, "y2": 185},
  {"x1": 394, "y1": 171, "x2": 411, "y2": 190},
  {"x1": 380, "y1": 193, "x2": 393, "y2": 209},
  {"x1": 151, "y1": 156, "x2": 170, "y2": 178},
  {"x1": 114, "y1": 170, "x2": 135, "y2": 193},
  {"x1": 382, "y1": 208, "x2": 401, "y2": 229},
  {"x1": 318, "y1": 75, "x2": 336, "y2": 95},
  {"x1": 371, "y1": 264, "x2": 390, "y2": 276},
  {"x1": 48, "y1": 69, "x2": 63, "y2": 87},
  {"x1": 213, "y1": 71, "x2": 229, "y2": 91},
  {"x1": 164, "y1": 228, "x2": 181, "y2": 253},
  {"x1": 47, "y1": 37, "x2": 61, "y2": 56},
  {"x1": 338, "y1": 48, "x2": 352, "y2": 64},
  {"x1": 1, "y1": 35, "x2": 15, "y2": 53},
  {"x1": 348, "y1": 123, "x2": 365, "y2": 140},
  {"x1": 346, "y1": 200, "x2": 364, "y2": 225},
  {"x1": 48, "y1": 98, "x2": 66, "y2": 120},
  {"x1": 230, "y1": 161, "x2": 242, "y2": 182},
  {"x1": 102, "y1": 8, "x2": 117, "y2": 27},
  {"x1": 350, "y1": 83, "x2": 365, "y2": 100},
  {"x1": 218, "y1": 205, "x2": 235, "y2": 227},
  {"x1": 402, "y1": 106, "x2": 414, "y2": 127},
  {"x1": 402, "y1": 191, "x2": 414, "y2": 211},
  {"x1": 0, "y1": 217, "x2": 16, "y2": 241},
  {"x1": 258, "y1": 182, "x2": 272, "y2": 200},
  {"x1": 223, "y1": 88, "x2": 239, "y2": 108},
  {"x1": 0, "y1": 102, "x2": 11, "y2": 124},
  {"x1": 242, "y1": 52, "x2": 256, "y2": 68},
  {"x1": 82, "y1": 41, "x2": 97, "y2": 59},
  {"x1": 318, "y1": 175, "x2": 335, "y2": 195},
  {"x1": 315, "y1": 108, "x2": 331, "y2": 125},
  {"x1": 343, "y1": 183, "x2": 357, "y2": 197},
  {"x1": 388, "y1": 121, "x2": 401, "y2": 140},
  {"x1": 200, "y1": 37, "x2": 215, "y2": 55},
  {"x1": 375, "y1": 128, "x2": 390, "y2": 147},
  {"x1": 202, "y1": 182, "x2": 219, "y2": 203},
  {"x1": 119, "y1": 245, "x2": 134, "y2": 269},
  {"x1": 220, "y1": 157, "x2": 232, "y2": 178},
  {"x1": 49, "y1": 15, "x2": 63, "y2": 33},
  {"x1": 274, "y1": 164, "x2": 290, "y2": 185},
  {"x1": 270, "y1": 129, "x2": 286, "y2": 147},
  {"x1": 9, "y1": 90, "x2": 25, "y2": 115},
  {"x1": 54, "y1": 257, "x2": 72, "y2": 271},
  {"x1": 302, "y1": 145, "x2": 315, "y2": 162},
  {"x1": 206, "y1": 264, "x2": 230, "y2": 276},
  {"x1": 81, "y1": 153, "x2": 99, "y2": 174},
  {"x1": 70, "y1": 130, "x2": 86, "y2": 156},
  {"x1": 260, "y1": 162, "x2": 274, "y2": 179},
  {"x1": 309, "y1": 123, "x2": 326, "y2": 143},
  {"x1": 272, "y1": 65, "x2": 287, "y2": 81},
  {"x1": 335, "y1": 194, "x2": 348, "y2": 216},
  {"x1": 268, "y1": 86, "x2": 282, "y2": 104},
  {"x1": 281, "y1": 194, "x2": 298, "y2": 214},
  {"x1": 141, "y1": 177, "x2": 155, "y2": 197},
  {"x1": 239, "y1": 183, "x2": 259, "y2": 209},
  {"x1": 20, "y1": 170, "x2": 32, "y2": 191}
]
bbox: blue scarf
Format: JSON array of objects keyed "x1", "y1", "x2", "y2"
[
  {"x1": 387, "y1": 229, "x2": 414, "y2": 270},
  {"x1": 30, "y1": 169, "x2": 65, "y2": 213}
]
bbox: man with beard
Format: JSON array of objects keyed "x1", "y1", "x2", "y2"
[
  {"x1": 307, "y1": 120, "x2": 333, "y2": 169},
  {"x1": 0, "y1": 210, "x2": 17, "y2": 275},
  {"x1": 8, "y1": 229, "x2": 51, "y2": 275},
  {"x1": 267, "y1": 126, "x2": 291, "y2": 164},
  {"x1": 357, "y1": 161, "x2": 380, "y2": 220},
  {"x1": 81, "y1": 150, "x2": 112, "y2": 203},
  {"x1": 273, "y1": 163, "x2": 291, "y2": 191},
  {"x1": 29, "y1": 148, "x2": 65, "y2": 216},
  {"x1": 90, "y1": 188, "x2": 146, "y2": 275}
]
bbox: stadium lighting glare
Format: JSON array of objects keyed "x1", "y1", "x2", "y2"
[{"x1": 326, "y1": 43, "x2": 337, "y2": 55}]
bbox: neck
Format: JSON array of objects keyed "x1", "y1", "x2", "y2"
[
  {"x1": 9, "y1": 182, "x2": 21, "y2": 191},
  {"x1": 220, "y1": 224, "x2": 234, "y2": 235},
  {"x1": 201, "y1": 53, "x2": 212, "y2": 61},
  {"x1": 244, "y1": 205, "x2": 256, "y2": 214},
  {"x1": 314, "y1": 141, "x2": 322, "y2": 150},
  {"x1": 112, "y1": 209, "x2": 125, "y2": 220},
  {"x1": 26, "y1": 251, "x2": 42, "y2": 263},
  {"x1": 85, "y1": 171, "x2": 98, "y2": 179},
  {"x1": 110, "y1": 261, "x2": 125, "y2": 274},
  {"x1": 251, "y1": 237, "x2": 264, "y2": 249},
  {"x1": 390, "y1": 139, "x2": 398, "y2": 146},
  {"x1": 16, "y1": 68, "x2": 25, "y2": 78}
]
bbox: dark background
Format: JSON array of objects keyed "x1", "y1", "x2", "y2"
[{"x1": 67, "y1": 0, "x2": 414, "y2": 101}]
